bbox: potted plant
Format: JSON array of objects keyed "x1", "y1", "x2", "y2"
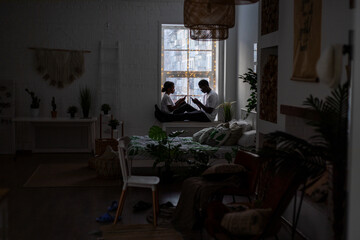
[
  {"x1": 25, "y1": 88, "x2": 41, "y2": 117},
  {"x1": 67, "y1": 106, "x2": 78, "y2": 118},
  {"x1": 101, "y1": 104, "x2": 111, "y2": 115},
  {"x1": 51, "y1": 97, "x2": 57, "y2": 118},
  {"x1": 108, "y1": 119, "x2": 120, "y2": 130},
  {"x1": 239, "y1": 68, "x2": 257, "y2": 118},
  {"x1": 79, "y1": 87, "x2": 91, "y2": 118},
  {"x1": 217, "y1": 101, "x2": 236, "y2": 122},
  {"x1": 108, "y1": 118, "x2": 120, "y2": 139},
  {"x1": 146, "y1": 126, "x2": 185, "y2": 181}
]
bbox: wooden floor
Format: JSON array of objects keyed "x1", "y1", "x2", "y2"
[{"x1": 0, "y1": 153, "x2": 302, "y2": 240}]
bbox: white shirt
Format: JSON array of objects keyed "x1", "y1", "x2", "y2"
[
  {"x1": 201, "y1": 90, "x2": 219, "y2": 121},
  {"x1": 160, "y1": 93, "x2": 174, "y2": 114}
]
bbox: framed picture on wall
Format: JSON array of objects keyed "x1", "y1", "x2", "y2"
[{"x1": 291, "y1": 0, "x2": 322, "y2": 82}]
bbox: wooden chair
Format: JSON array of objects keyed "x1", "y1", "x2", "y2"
[
  {"x1": 113, "y1": 136, "x2": 160, "y2": 226},
  {"x1": 205, "y1": 163, "x2": 305, "y2": 240},
  {"x1": 211, "y1": 150, "x2": 262, "y2": 202}
]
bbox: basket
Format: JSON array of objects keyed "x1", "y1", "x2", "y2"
[
  {"x1": 95, "y1": 138, "x2": 118, "y2": 156},
  {"x1": 95, "y1": 157, "x2": 121, "y2": 179}
]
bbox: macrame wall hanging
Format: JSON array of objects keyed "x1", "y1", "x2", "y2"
[{"x1": 29, "y1": 47, "x2": 90, "y2": 88}]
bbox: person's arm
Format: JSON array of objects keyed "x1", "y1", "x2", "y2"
[
  {"x1": 192, "y1": 98, "x2": 214, "y2": 114},
  {"x1": 167, "y1": 96, "x2": 186, "y2": 112}
]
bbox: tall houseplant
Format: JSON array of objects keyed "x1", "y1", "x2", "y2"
[
  {"x1": 79, "y1": 87, "x2": 91, "y2": 118},
  {"x1": 146, "y1": 126, "x2": 185, "y2": 177},
  {"x1": 239, "y1": 68, "x2": 257, "y2": 118},
  {"x1": 260, "y1": 81, "x2": 349, "y2": 240}
]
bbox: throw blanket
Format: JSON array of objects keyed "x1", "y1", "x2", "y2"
[{"x1": 172, "y1": 175, "x2": 244, "y2": 231}]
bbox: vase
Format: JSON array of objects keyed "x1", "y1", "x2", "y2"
[{"x1": 31, "y1": 108, "x2": 39, "y2": 117}]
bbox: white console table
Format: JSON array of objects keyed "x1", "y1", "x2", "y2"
[{"x1": 13, "y1": 117, "x2": 97, "y2": 153}]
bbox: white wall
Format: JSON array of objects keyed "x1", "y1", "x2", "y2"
[
  {"x1": 348, "y1": 1, "x2": 360, "y2": 239},
  {"x1": 256, "y1": 0, "x2": 353, "y2": 135},
  {"x1": 236, "y1": 3, "x2": 259, "y2": 119},
  {"x1": 0, "y1": 0, "x2": 185, "y2": 137}
]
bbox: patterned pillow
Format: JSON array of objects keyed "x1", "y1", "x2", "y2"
[
  {"x1": 198, "y1": 127, "x2": 216, "y2": 144},
  {"x1": 220, "y1": 208, "x2": 272, "y2": 236},
  {"x1": 206, "y1": 126, "x2": 231, "y2": 146},
  {"x1": 223, "y1": 124, "x2": 246, "y2": 146},
  {"x1": 202, "y1": 163, "x2": 247, "y2": 180},
  {"x1": 193, "y1": 127, "x2": 212, "y2": 142}
]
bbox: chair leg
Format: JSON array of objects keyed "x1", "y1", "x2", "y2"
[
  {"x1": 114, "y1": 189, "x2": 127, "y2": 224},
  {"x1": 155, "y1": 188, "x2": 159, "y2": 214},
  {"x1": 152, "y1": 190, "x2": 157, "y2": 227}
]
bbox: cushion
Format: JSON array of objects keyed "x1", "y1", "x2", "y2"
[
  {"x1": 198, "y1": 127, "x2": 215, "y2": 144},
  {"x1": 206, "y1": 126, "x2": 231, "y2": 147},
  {"x1": 220, "y1": 208, "x2": 272, "y2": 236},
  {"x1": 223, "y1": 123, "x2": 246, "y2": 146},
  {"x1": 98, "y1": 145, "x2": 118, "y2": 160},
  {"x1": 193, "y1": 127, "x2": 212, "y2": 142},
  {"x1": 229, "y1": 120, "x2": 252, "y2": 132},
  {"x1": 202, "y1": 163, "x2": 247, "y2": 180},
  {"x1": 237, "y1": 130, "x2": 256, "y2": 147}
]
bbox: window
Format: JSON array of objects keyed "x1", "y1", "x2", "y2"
[{"x1": 161, "y1": 24, "x2": 217, "y2": 106}]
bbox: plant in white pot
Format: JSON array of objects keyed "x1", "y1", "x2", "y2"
[{"x1": 25, "y1": 88, "x2": 40, "y2": 117}]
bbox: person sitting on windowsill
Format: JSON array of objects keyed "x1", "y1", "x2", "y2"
[{"x1": 155, "y1": 79, "x2": 219, "y2": 122}]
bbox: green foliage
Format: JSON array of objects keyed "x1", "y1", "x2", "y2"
[
  {"x1": 146, "y1": 126, "x2": 185, "y2": 171},
  {"x1": 239, "y1": 68, "x2": 257, "y2": 118},
  {"x1": 51, "y1": 97, "x2": 56, "y2": 111},
  {"x1": 101, "y1": 104, "x2": 111, "y2": 114},
  {"x1": 79, "y1": 87, "x2": 91, "y2": 118},
  {"x1": 217, "y1": 101, "x2": 236, "y2": 122},
  {"x1": 260, "y1": 81, "x2": 349, "y2": 179},
  {"x1": 25, "y1": 88, "x2": 40, "y2": 108},
  {"x1": 108, "y1": 119, "x2": 120, "y2": 129}
]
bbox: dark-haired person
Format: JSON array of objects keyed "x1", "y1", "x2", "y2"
[
  {"x1": 160, "y1": 81, "x2": 186, "y2": 114},
  {"x1": 182, "y1": 79, "x2": 219, "y2": 122},
  {"x1": 155, "y1": 80, "x2": 218, "y2": 122}
]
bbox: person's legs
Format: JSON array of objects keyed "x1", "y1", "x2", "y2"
[
  {"x1": 173, "y1": 103, "x2": 198, "y2": 114},
  {"x1": 182, "y1": 111, "x2": 211, "y2": 122}
]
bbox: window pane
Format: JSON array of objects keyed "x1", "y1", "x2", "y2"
[
  {"x1": 189, "y1": 39, "x2": 212, "y2": 50},
  {"x1": 164, "y1": 29, "x2": 188, "y2": 50},
  {"x1": 189, "y1": 78, "x2": 209, "y2": 96},
  {"x1": 164, "y1": 51, "x2": 187, "y2": 71},
  {"x1": 189, "y1": 52, "x2": 212, "y2": 71},
  {"x1": 167, "y1": 77, "x2": 187, "y2": 95}
]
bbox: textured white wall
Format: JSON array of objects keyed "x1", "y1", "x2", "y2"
[
  {"x1": 0, "y1": 0, "x2": 185, "y2": 137},
  {"x1": 236, "y1": 3, "x2": 259, "y2": 119}
]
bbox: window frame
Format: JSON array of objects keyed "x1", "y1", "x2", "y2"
[{"x1": 160, "y1": 24, "x2": 218, "y2": 103}]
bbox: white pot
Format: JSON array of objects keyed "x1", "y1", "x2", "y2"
[{"x1": 31, "y1": 108, "x2": 39, "y2": 117}]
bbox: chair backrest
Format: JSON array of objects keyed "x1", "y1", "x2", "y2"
[
  {"x1": 117, "y1": 136, "x2": 131, "y2": 182},
  {"x1": 234, "y1": 150, "x2": 262, "y2": 195},
  {"x1": 256, "y1": 165, "x2": 306, "y2": 238}
]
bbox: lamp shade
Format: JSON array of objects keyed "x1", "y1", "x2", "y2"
[{"x1": 190, "y1": 28, "x2": 229, "y2": 40}]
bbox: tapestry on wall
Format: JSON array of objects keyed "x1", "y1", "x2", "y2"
[
  {"x1": 34, "y1": 49, "x2": 85, "y2": 88},
  {"x1": 291, "y1": 0, "x2": 322, "y2": 82},
  {"x1": 260, "y1": 55, "x2": 277, "y2": 123},
  {"x1": 261, "y1": 0, "x2": 279, "y2": 35}
]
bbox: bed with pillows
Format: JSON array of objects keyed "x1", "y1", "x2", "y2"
[{"x1": 127, "y1": 120, "x2": 256, "y2": 167}]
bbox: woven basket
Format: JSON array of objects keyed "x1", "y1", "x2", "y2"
[
  {"x1": 95, "y1": 157, "x2": 121, "y2": 179},
  {"x1": 95, "y1": 138, "x2": 118, "y2": 156}
]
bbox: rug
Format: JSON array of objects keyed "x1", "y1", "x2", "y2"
[
  {"x1": 23, "y1": 163, "x2": 120, "y2": 187},
  {"x1": 100, "y1": 224, "x2": 182, "y2": 240}
]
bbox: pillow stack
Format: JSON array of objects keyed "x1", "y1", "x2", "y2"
[{"x1": 192, "y1": 120, "x2": 253, "y2": 147}]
